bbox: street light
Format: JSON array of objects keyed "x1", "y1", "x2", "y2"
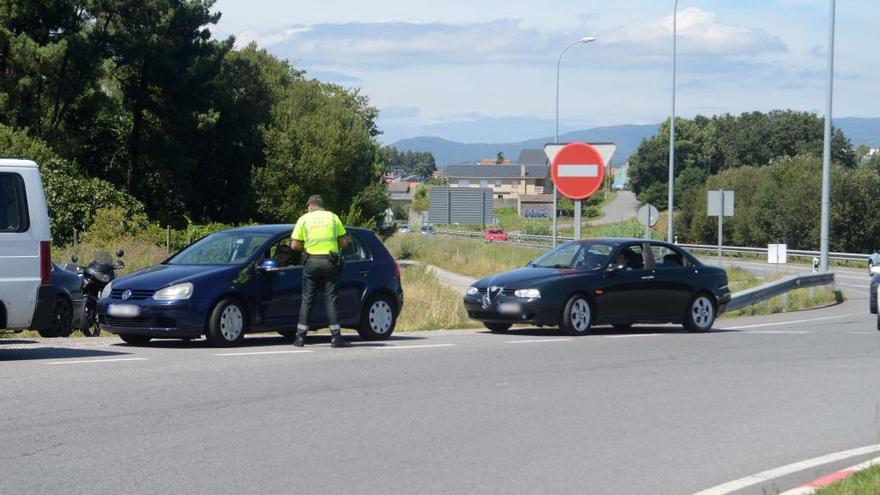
[
  {"x1": 553, "y1": 36, "x2": 596, "y2": 247},
  {"x1": 668, "y1": 0, "x2": 679, "y2": 243},
  {"x1": 819, "y1": 0, "x2": 836, "y2": 271}
]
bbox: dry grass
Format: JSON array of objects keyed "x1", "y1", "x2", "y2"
[
  {"x1": 395, "y1": 265, "x2": 475, "y2": 332},
  {"x1": 385, "y1": 234, "x2": 541, "y2": 279}
]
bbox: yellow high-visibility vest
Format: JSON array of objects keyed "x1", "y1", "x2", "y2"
[{"x1": 292, "y1": 209, "x2": 347, "y2": 255}]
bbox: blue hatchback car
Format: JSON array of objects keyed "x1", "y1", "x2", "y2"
[{"x1": 97, "y1": 225, "x2": 404, "y2": 346}]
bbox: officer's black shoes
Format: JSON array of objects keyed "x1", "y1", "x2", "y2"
[
  {"x1": 293, "y1": 336, "x2": 305, "y2": 347},
  {"x1": 330, "y1": 337, "x2": 351, "y2": 348}
]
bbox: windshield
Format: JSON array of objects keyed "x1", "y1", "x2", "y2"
[
  {"x1": 165, "y1": 232, "x2": 273, "y2": 265},
  {"x1": 93, "y1": 250, "x2": 113, "y2": 264},
  {"x1": 531, "y1": 242, "x2": 614, "y2": 270}
]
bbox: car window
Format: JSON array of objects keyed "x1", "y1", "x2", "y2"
[
  {"x1": 265, "y1": 237, "x2": 302, "y2": 267},
  {"x1": 166, "y1": 232, "x2": 273, "y2": 265},
  {"x1": 342, "y1": 233, "x2": 369, "y2": 261},
  {"x1": 612, "y1": 244, "x2": 647, "y2": 271},
  {"x1": 0, "y1": 173, "x2": 29, "y2": 233},
  {"x1": 651, "y1": 245, "x2": 686, "y2": 269},
  {"x1": 532, "y1": 242, "x2": 612, "y2": 270}
]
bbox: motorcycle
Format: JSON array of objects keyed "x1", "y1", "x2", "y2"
[{"x1": 66, "y1": 249, "x2": 125, "y2": 337}]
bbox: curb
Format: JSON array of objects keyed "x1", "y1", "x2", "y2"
[{"x1": 780, "y1": 455, "x2": 880, "y2": 494}]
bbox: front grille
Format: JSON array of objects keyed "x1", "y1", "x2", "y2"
[
  {"x1": 111, "y1": 289, "x2": 154, "y2": 300},
  {"x1": 102, "y1": 316, "x2": 151, "y2": 328},
  {"x1": 478, "y1": 288, "x2": 514, "y2": 296}
]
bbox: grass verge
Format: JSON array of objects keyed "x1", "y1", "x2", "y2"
[
  {"x1": 815, "y1": 464, "x2": 880, "y2": 494},
  {"x1": 395, "y1": 265, "x2": 475, "y2": 332}
]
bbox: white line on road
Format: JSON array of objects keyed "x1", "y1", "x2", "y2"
[
  {"x1": 605, "y1": 334, "x2": 662, "y2": 339},
  {"x1": 45, "y1": 357, "x2": 148, "y2": 365},
  {"x1": 506, "y1": 338, "x2": 573, "y2": 344},
  {"x1": 373, "y1": 344, "x2": 455, "y2": 350},
  {"x1": 723, "y1": 313, "x2": 861, "y2": 330},
  {"x1": 745, "y1": 330, "x2": 811, "y2": 335},
  {"x1": 693, "y1": 443, "x2": 880, "y2": 495},
  {"x1": 215, "y1": 350, "x2": 314, "y2": 356}
]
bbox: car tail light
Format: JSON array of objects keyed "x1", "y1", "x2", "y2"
[
  {"x1": 393, "y1": 260, "x2": 401, "y2": 279},
  {"x1": 40, "y1": 241, "x2": 51, "y2": 285}
]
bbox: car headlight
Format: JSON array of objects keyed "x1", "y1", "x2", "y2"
[
  {"x1": 514, "y1": 288, "x2": 541, "y2": 299},
  {"x1": 153, "y1": 282, "x2": 194, "y2": 301},
  {"x1": 100, "y1": 281, "x2": 113, "y2": 300},
  {"x1": 466, "y1": 286, "x2": 479, "y2": 296}
]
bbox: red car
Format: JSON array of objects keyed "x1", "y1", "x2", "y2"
[{"x1": 483, "y1": 227, "x2": 508, "y2": 242}]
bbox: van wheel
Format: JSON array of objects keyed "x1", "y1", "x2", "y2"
[
  {"x1": 684, "y1": 293, "x2": 716, "y2": 333},
  {"x1": 560, "y1": 294, "x2": 593, "y2": 336},
  {"x1": 206, "y1": 298, "x2": 247, "y2": 347},
  {"x1": 39, "y1": 298, "x2": 73, "y2": 338},
  {"x1": 120, "y1": 335, "x2": 152, "y2": 346},
  {"x1": 357, "y1": 295, "x2": 397, "y2": 340}
]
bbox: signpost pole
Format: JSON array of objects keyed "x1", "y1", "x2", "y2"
[
  {"x1": 647, "y1": 209, "x2": 653, "y2": 240},
  {"x1": 574, "y1": 200, "x2": 582, "y2": 240},
  {"x1": 717, "y1": 189, "x2": 724, "y2": 265}
]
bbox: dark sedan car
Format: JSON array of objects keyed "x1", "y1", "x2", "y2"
[
  {"x1": 464, "y1": 239, "x2": 730, "y2": 335},
  {"x1": 97, "y1": 225, "x2": 403, "y2": 346},
  {"x1": 40, "y1": 262, "x2": 86, "y2": 337}
]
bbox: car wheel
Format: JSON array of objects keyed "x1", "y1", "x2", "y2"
[
  {"x1": 357, "y1": 294, "x2": 397, "y2": 340},
  {"x1": 484, "y1": 322, "x2": 512, "y2": 333},
  {"x1": 120, "y1": 335, "x2": 152, "y2": 346},
  {"x1": 684, "y1": 293, "x2": 716, "y2": 333},
  {"x1": 560, "y1": 294, "x2": 593, "y2": 336},
  {"x1": 206, "y1": 298, "x2": 247, "y2": 347},
  {"x1": 39, "y1": 298, "x2": 73, "y2": 338}
]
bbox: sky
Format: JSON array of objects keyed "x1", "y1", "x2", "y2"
[{"x1": 212, "y1": 1, "x2": 879, "y2": 144}]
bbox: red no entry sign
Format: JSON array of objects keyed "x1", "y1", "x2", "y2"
[{"x1": 551, "y1": 142, "x2": 606, "y2": 200}]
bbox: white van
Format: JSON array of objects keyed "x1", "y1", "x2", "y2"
[{"x1": 0, "y1": 159, "x2": 54, "y2": 332}]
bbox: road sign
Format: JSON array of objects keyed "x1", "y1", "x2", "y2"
[
  {"x1": 707, "y1": 190, "x2": 735, "y2": 217},
  {"x1": 768, "y1": 244, "x2": 788, "y2": 264},
  {"x1": 550, "y1": 142, "x2": 606, "y2": 200},
  {"x1": 545, "y1": 142, "x2": 617, "y2": 170},
  {"x1": 637, "y1": 204, "x2": 659, "y2": 227}
]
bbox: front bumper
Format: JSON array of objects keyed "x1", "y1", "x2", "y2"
[
  {"x1": 463, "y1": 294, "x2": 557, "y2": 326},
  {"x1": 96, "y1": 298, "x2": 213, "y2": 338}
]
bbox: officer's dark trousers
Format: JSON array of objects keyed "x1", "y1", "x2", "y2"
[{"x1": 297, "y1": 256, "x2": 341, "y2": 338}]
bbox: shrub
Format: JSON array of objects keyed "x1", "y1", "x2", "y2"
[{"x1": 521, "y1": 221, "x2": 551, "y2": 236}]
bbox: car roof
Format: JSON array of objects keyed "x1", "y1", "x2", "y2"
[
  {"x1": 223, "y1": 224, "x2": 373, "y2": 236},
  {"x1": 572, "y1": 238, "x2": 679, "y2": 247},
  {"x1": 0, "y1": 158, "x2": 38, "y2": 168}
]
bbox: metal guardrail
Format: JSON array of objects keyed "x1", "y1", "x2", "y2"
[
  {"x1": 725, "y1": 272, "x2": 836, "y2": 312},
  {"x1": 431, "y1": 229, "x2": 870, "y2": 263}
]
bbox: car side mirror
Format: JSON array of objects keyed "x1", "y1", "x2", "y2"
[
  {"x1": 258, "y1": 259, "x2": 280, "y2": 272},
  {"x1": 525, "y1": 259, "x2": 534, "y2": 267}
]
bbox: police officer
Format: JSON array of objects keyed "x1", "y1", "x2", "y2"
[{"x1": 290, "y1": 195, "x2": 351, "y2": 348}]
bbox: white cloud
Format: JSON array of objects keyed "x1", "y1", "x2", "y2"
[{"x1": 603, "y1": 7, "x2": 787, "y2": 56}]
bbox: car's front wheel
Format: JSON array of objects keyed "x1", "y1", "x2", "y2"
[
  {"x1": 206, "y1": 298, "x2": 247, "y2": 347},
  {"x1": 120, "y1": 335, "x2": 152, "y2": 346},
  {"x1": 684, "y1": 293, "x2": 716, "y2": 333},
  {"x1": 560, "y1": 294, "x2": 593, "y2": 336},
  {"x1": 357, "y1": 294, "x2": 397, "y2": 340},
  {"x1": 484, "y1": 322, "x2": 511, "y2": 333}
]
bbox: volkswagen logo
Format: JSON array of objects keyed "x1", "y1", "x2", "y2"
[
  {"x1": 121, "y1": 289, "x2": 132, "y2": 301},
  {"x1": 481, "y1": 286, "x2": 503, "y2": 309}
]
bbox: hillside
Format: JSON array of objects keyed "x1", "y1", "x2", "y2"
[{"x1": 392, "y1": 118, "x2": 880, "y2": 167}]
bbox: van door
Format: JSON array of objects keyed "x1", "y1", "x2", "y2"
[{"x1": 0, "y1": 170, "x2": 38, "y2": 328}]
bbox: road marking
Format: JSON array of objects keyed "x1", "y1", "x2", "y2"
[
  {"x1": 745, "y1": 330, "x2": 811, "y2": 335},
  {"x1": 723, "y1": 313, "x2": 861, "y2": 330},
  {"x1": 605, "y1": 334, "x2": 662, "y2": 339},
  {"x1": 506, "y1": 338, "x2": 572, "y2": 344},
  {"x1": 693, "y1": 443, "x2": 880, "y2": 495},
  {"x1": 45, "y1": 357, "x2": 148, "y2": 365},
  {"x1": 373, "y1": 344, "x2": 455, "y2": 350},
  {"x1": 215, "y1": 350, "x2": 314, "y2": 356}
]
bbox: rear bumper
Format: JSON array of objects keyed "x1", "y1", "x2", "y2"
[{"x1": 30, "y1": 285, "x2": 56, "y2": 332}]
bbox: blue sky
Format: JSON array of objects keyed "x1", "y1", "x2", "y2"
[{"x1": 212, "y1": 1, "x2": 879, "y2": 144}]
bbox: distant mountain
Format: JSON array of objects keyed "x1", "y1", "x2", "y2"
[
  {"x1": 392, "y1": 124, "x2": 660, "y2": 169},
  {"x1": 392, "y1": 118, "x2": 880, "y2": 168}
]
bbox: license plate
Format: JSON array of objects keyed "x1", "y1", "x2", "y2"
[
  {"x1": 497, "y1": 302, "x2": 522, "y2": 315},
  {"x1": 108, "y1": 304, "x2": 140, "y2": 318}
]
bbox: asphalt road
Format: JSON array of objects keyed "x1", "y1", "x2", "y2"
[
  {"x1": 1, "y1": 278, "x2": 878, "y2": 495},
  {"x1": 591, "y1": 190, "x2": 640, "y2": 225}
]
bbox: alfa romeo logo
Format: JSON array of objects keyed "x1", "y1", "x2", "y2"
[
  {"x1": 121, "y1": 290, "x2": 132, "y2": 301},
  {"x1": 482, "y1": 286, "x2": 503, "y2": 309}
]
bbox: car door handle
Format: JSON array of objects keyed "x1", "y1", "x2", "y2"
[
  {"x1": 358, "y1": 269, "x2": 370, "y2": 276},
  {"x1": 641, "y1": 276, "x2": 655, "y2": 280}
]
